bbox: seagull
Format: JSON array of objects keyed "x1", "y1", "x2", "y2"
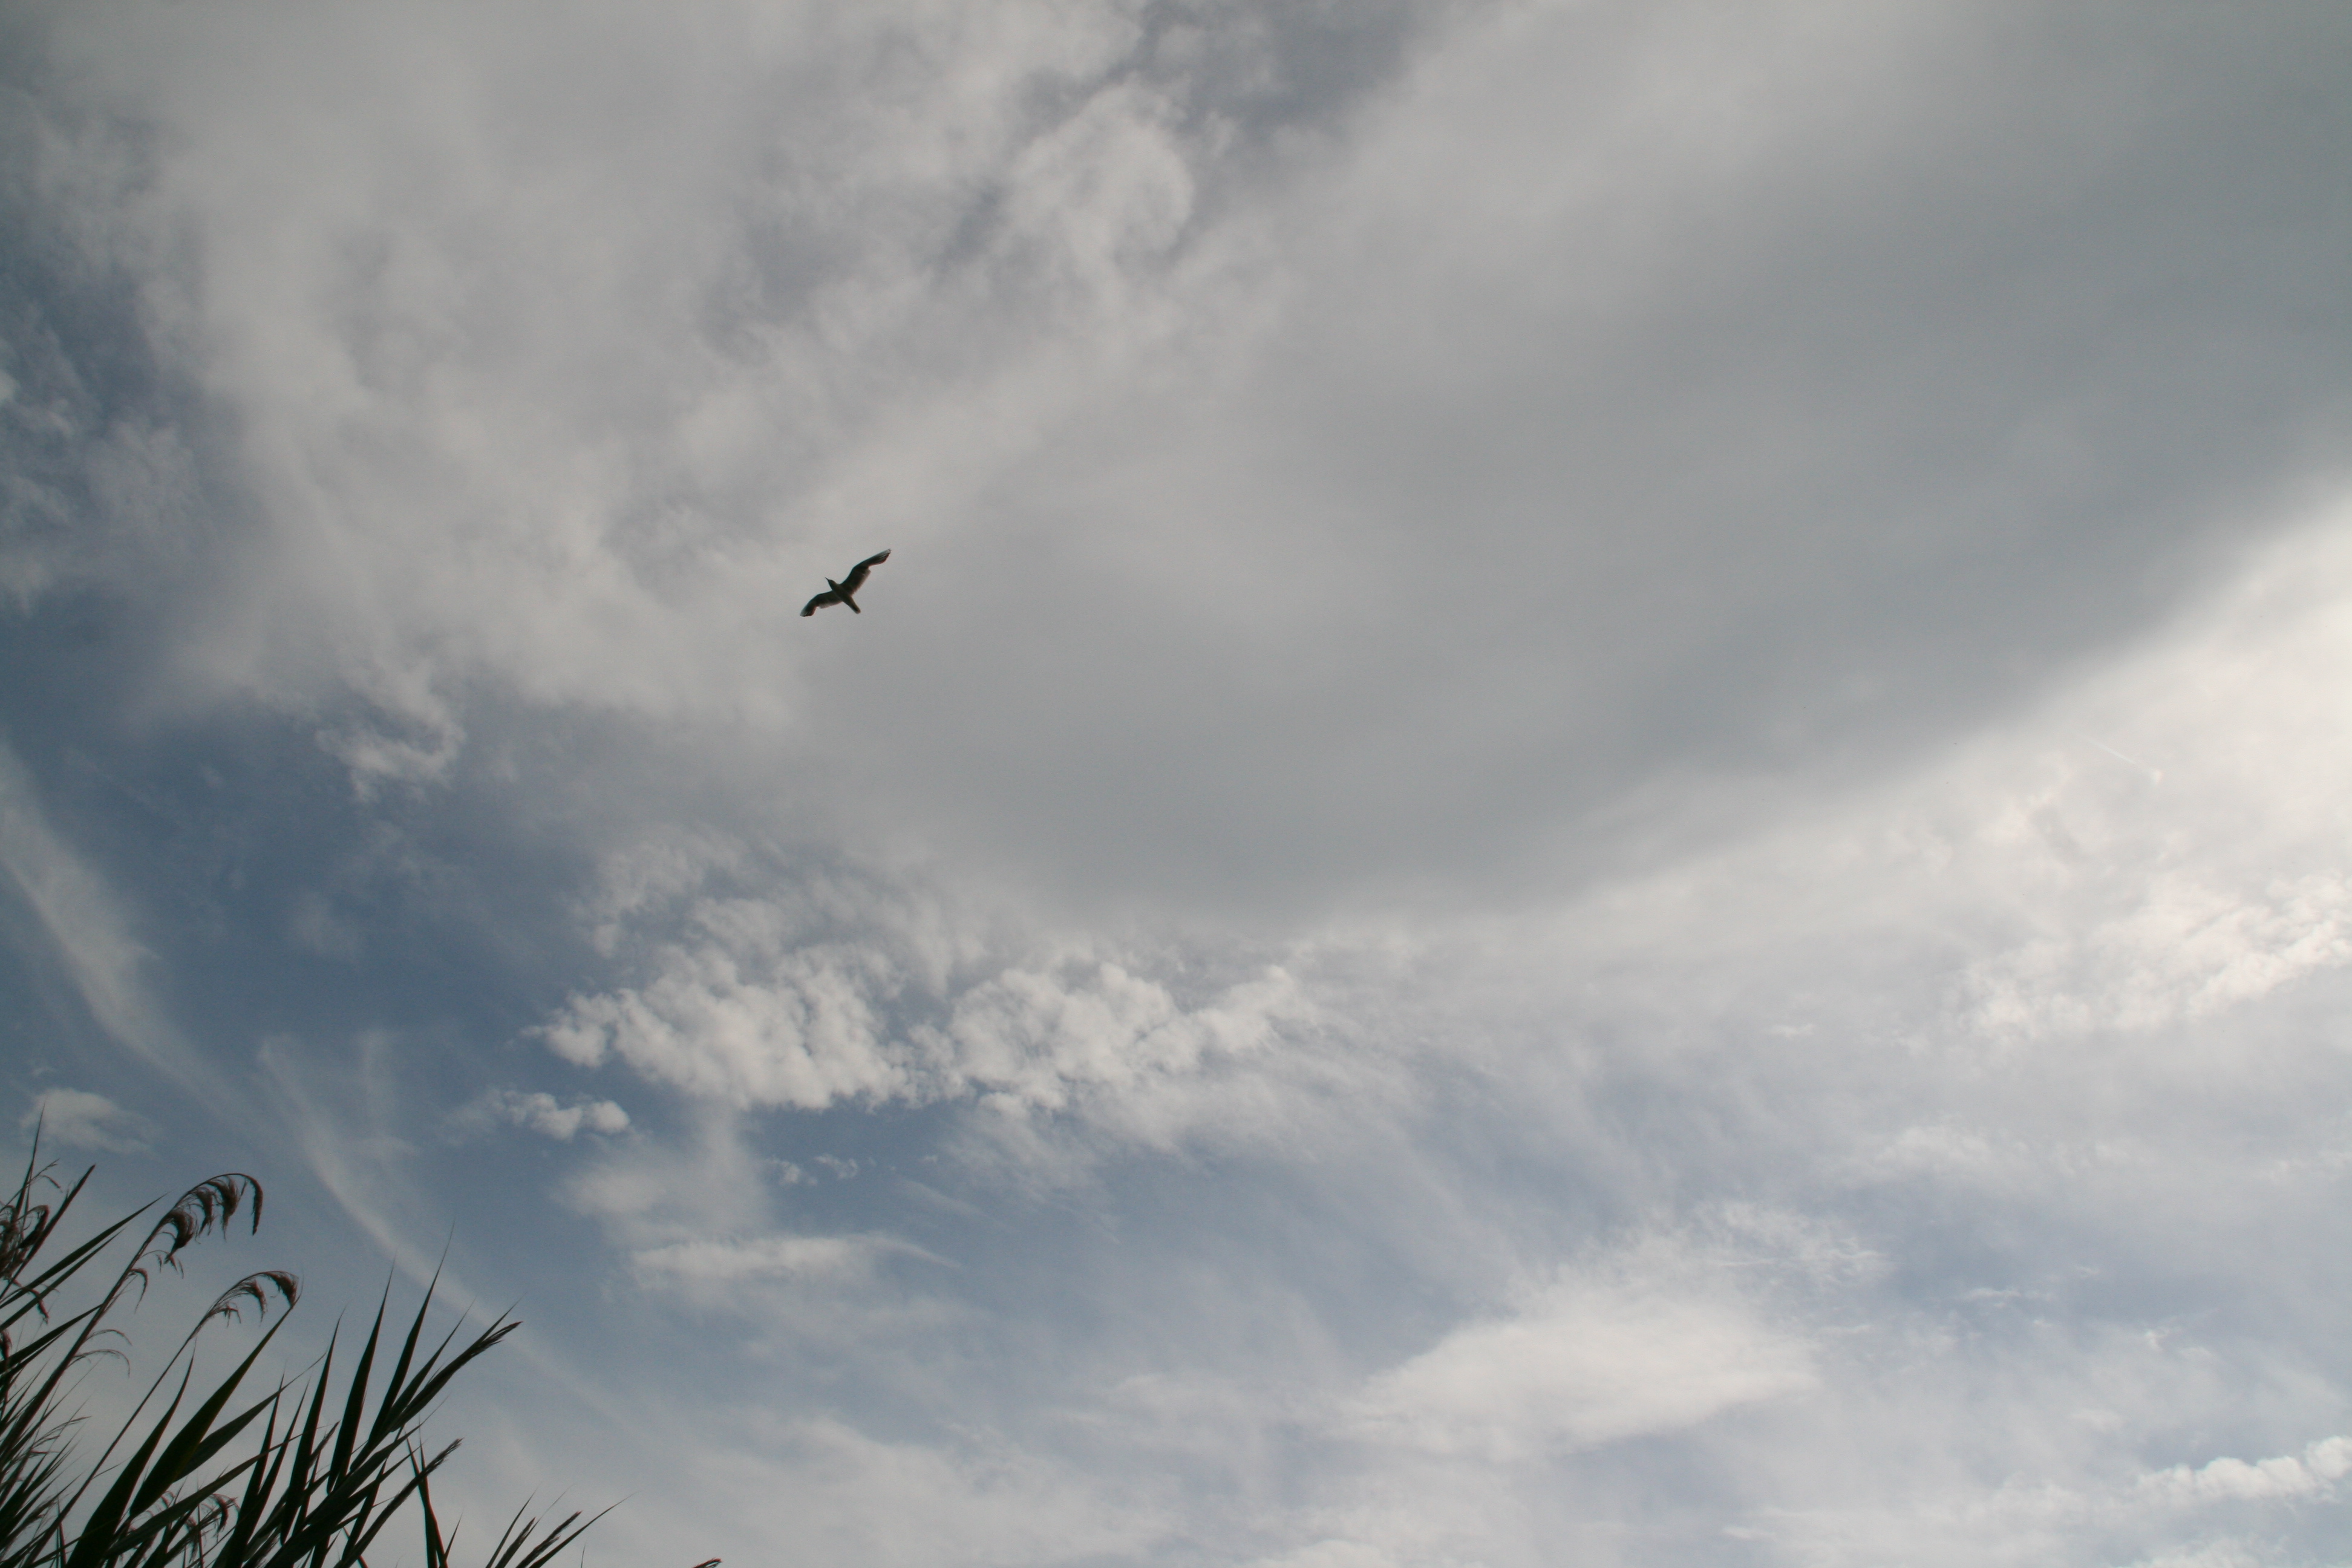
[{"x1": 801, "y1": 549, "x2": 891, "y2": 616}]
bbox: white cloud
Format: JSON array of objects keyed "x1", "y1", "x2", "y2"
[
  {"x1": 573, "y1": 826, "x2": 754, "y2": 956},
  {"x1": 632, "y1": 1232, "x2": 919, "y2": 1285},
  {"x1": 928, "y1": 958, "x2": 1307, "y2": 1112},
  {"x1": 2119, "y1": 1549, "x2": 2264, "y2": 1568},
  {"x1": 2141, "y1": 1437, "x2": 2352, "y2": 1506},
  {"x1": 19, "y1": 1087, "x2": 152, "y2": 1154},
  {"x1": 1944, "y1": 519, "x2": 2352, "y2": 1044},
  {"x1": 468, "y1": 1088, "x2": 630, "y2": 1142},
  {"x1": 557, "y1": 1103, "x2": 775, "y2": 1247},
  {"x1": 1339, "y1": 1233, "x2": 1814, "y2": 1460},
  {"x1": 541, "y1": 915, "x2": 909, "y2": 1109},
  {"x1": 1345, "y1": 1241, "x2": 1815, "y2": 1466},
  {"x1": 541, "y1": 866, "x2": 1314, "y2": 1119},
  {"x1": 315, "y1": 676, "x2": 468, "y2": 796},
  {"x1": 1964, "y1": 868, "x2": 2352, "y2": 1041},
  {"x1": 1246, "y1": 1544, "x2": 1400, "y2": 1568},
  {"x1": 676, "y1": 1417, "x2": 1163, "y2": 1568}
]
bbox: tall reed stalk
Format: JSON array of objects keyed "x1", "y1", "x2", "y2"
[{"x1": 0, "y1": 1144, "x2": 716, "y2": 1568}]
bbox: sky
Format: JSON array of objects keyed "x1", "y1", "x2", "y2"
[{"x1": 3, "y1": 1, "x2": 2351, "y2": 1564}]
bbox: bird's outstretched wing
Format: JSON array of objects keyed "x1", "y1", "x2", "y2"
[
  {"x1": 801, "y1": 589, "x2": 841, "y2": 616},
  {"x1": 839, "y1": 549, "x2": 891, "y2": 593}
]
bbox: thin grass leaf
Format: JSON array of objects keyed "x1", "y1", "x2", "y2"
[
  {"x1": 125, "y1": 1325, "x2": 287, "y2": 1520},
  {"x1": 59, "y1": 1368, "x2": 190, "y2": 1568},
  {"x1": 117, "y1": 1466, "x2": 255, "y2": 1568},
  {"x1": 322, "y1": 1296, "x2": 387, "y2": 1509},
  {"x1": 207, "y1": 1396, "x2": 287, "y2": 1568},
  {"x1": 2, "y1": 1218, "x2": 142, "y2": 1340},
  {"x1": 0, "y1": 1155, "x2": 698, "y2": 1568}
]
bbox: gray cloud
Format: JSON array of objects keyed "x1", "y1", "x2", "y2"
[
  {"x1": 19, "y1": 2, "x2": 2341, "y2": 921},
  {"x1": 811, "y1": 2, "x2": 2352, "y2": 916}
]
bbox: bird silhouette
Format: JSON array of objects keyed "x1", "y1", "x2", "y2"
[{"x1": 801, "y1": 549, "x2": 891, "y2": 616}]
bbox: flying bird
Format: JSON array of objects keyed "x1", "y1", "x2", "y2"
[{"x1": 801, "y1": 549, "x2": 891, "y2": 616}]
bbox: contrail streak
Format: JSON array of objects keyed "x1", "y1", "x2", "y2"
[{"x1": 2073, "y1": 731, "x2": 2163, "y2": 785}]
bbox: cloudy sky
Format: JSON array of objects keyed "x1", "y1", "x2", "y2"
[{"x1": 4, "y1": 1, "x2": 2351, "y2": 1563}]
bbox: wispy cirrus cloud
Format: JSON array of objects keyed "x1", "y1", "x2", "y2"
[{"x1": 0, "y1": 742, "x2": 213, "y2": 1098}]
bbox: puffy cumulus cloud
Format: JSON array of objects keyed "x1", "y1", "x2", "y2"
[
  {"x1": 19, "y1": 1086, "x2": 151, "y2": 1154},
  {"x1": 1732, "y1": 1434, "x2": 2352, "y2": 1568},
  {"x1": 541, "y1": 910, "x2": 912, "y2": 1108},
  {"x1": 1338, "y1": 1233, "x2": 1815, "y2": 1460},
  {"x1": 923, "y1": 956, "x2": 1307, "y2": 1113},
  {"x1": 540, "y1": 855, "x2": 1315, "y2": 1118},
  {"x1": 2139, "y1": 1437, "x2": 2352, "y2": 1506}
]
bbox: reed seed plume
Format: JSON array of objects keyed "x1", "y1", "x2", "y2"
[
  {"x1": 0, "y1": 1146, "x2": 713, "y2": 1567},
  {"x1": 200, "y1": 1273, "x2": 301, "y2": 1330}
]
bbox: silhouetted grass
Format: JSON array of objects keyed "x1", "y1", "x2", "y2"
[{"x1": 0, "y1": 1141, "x2": 716, "y2": 1568}]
